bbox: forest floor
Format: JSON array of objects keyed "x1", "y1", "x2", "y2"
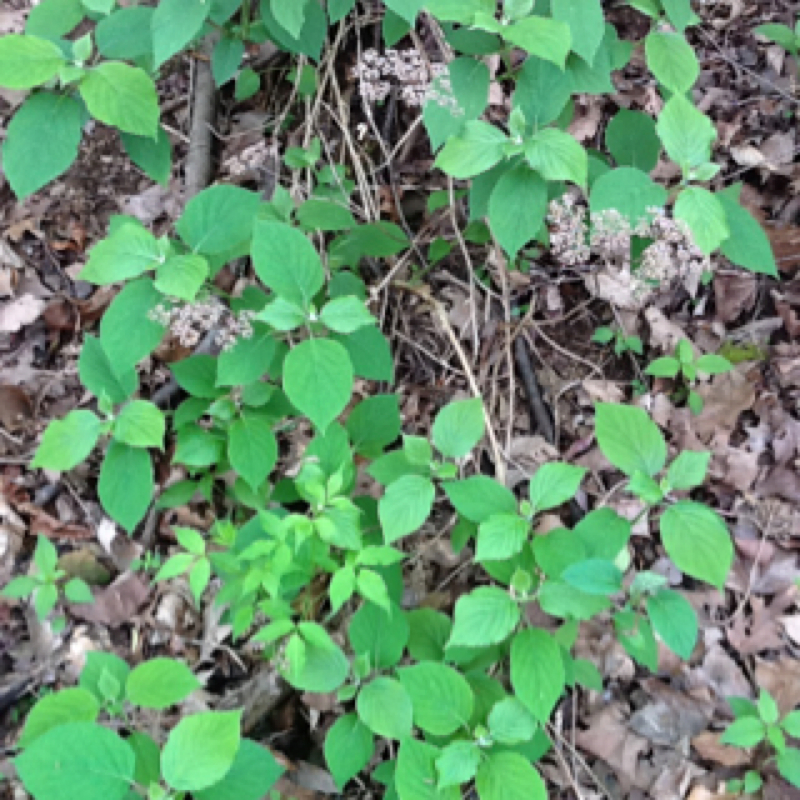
[{"x1": 1, "y1": 1, "x2": 800, "y2": 798}]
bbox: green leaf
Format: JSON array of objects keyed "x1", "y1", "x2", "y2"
[
  {"x1": 212, "y1": 34, "x2": 245, "y2": 86},
  {"x1": 34, "y1": 583, "x2": 58, "y2": 619},
  {"x1": 476, "y1": 751, "x2": 547, "y2": 800},
  {"x1": 99, "y1": 278, "x2": 166, "y2": 374},
  {"x1": 171, "y1": 355, "x2": 220, "y2": 399},
  {"x1": 296, "y1": 198, "x2": 356, "y2": 231},
  {"x1": 216, "y1": 324, "x2": 276, "y2": 387},
  {"x1": 504, "y1": 16, "x2": 572, "y2": 69},
  {"x1": 432, "y1": 398, "x2": 484, "y2": 458},
  {"x1": 79, "y1": 62, "x2": 158, "y2": 137},
  {"x1": 524, "y1": 128, "x2": 587, "y2": 187},
  {"x1": 589, "y1": 166, "x2": 667, "y2": 226},
  {"x1": 113, "y1": 400, "x2": 164, "y2": 449},
  {"x1": 514, "y1": 56, "x2": 571, "y2": 128},
  {"x1": 562, "y1": 559, "x2": 623, "y2": 596},
  {"x1": 96, "y1": 7, "x2": 154, "y2": 59},
  {"x1": 398, "y1": 662, "x2": 474, "y2": 736},
  {"x1": 443, "y1": 476, "x2": 517, "y2": 522},
  {"x1": 696, "y1": 354, "x2": 732, "y2": 376},
  {"x1": 661, "y1": 0, "x2": 698, "y2": 31},
  {"x1": 284, "y1": 623, "x2": 350, "y2": 692},
  {"x1": 98, "y1": 441, "x2": 152, "y2": 532},
  {"x1": 551, "y1": 0, "x2": 604, "y2": 64},
  {"x1": 605, "y1": 109, "x2": 660, "y2": 171},
  {"x1": 357, "y1": 677, "x2": 413, "y2": 740},
  {"x1": 174, "y1": 425, "x2": 224, "y2": 468},
  {"x1": 594, "y1": 402, "x2": 667, "y2": 477},
  {"x1": 271, "y1": 0, "x2": 310, "y2": 38},
  {"x1": 646, "y1": 356, "x2": 681, "y2": 378},
  {"x1": 19, "y1": 689, "x2": 99, "y2": 748},
  {"x1": 407, "y1": 608, "x2": 451, "y2": 662},
  {"x1": 320, "y1": 295, "x2": 375, "y2": 334},
  {"x1": 346, "y1": 394, "x2": 401, "y2": 456},
  {"x1": 448, "y1": 586, "x2": 520, "y2": 647},
  {"x1": 2, "y1": 93, "x2": 83, "y2": 199},
  {"x1": 125, "y1": 731, "x2": 161, "y2": 789},
  {"x1": 162, "y1": 710, "x2": 242, "y2": 792},
  {"x1": 357, "y1": 569, "x2": 391, "y2": 613},
  {"x1": 660, "y1": 501, "x2": 732, "y2": 588},
  {"x1": 126, "y1": 658, "x2": 200, "y2": 710},
  {"x1": 1, "y1": 576, "x2": 38, "y2": 599},
  {"x1": 195, "y1": 738, "x2": 284, "y2": 800},
  {"x1": 510, "y1": 628, "x2": 565, "y2": 721},
  {"x1": 674, "y1": 186, "x2": 729, "y2": 255},
  {"x1": 80, "y1": 652, "x2": 130, "y2": 705},
  {"x1": 26, "y1": 0, "x2": 85, "y2": 39},
  {"x1": 80, "y1": 223, "x2": 160, "y2": 285},
  {"x1": 777, "y1": 749, "x2": 800, "y2": 788},
  {"x1": 757, "y1": 690, "x2": 779, "y2": 725},
  {"x1": 667, "y1": 450, "x2": 710, "y2": 490},
  {"x1": 656, "y1": 95, "x2": 716, "y2": 171},
  {"x1": 329, "y1": 0, "x2": 357, "y2": 22},
  {"x1": 379, "y1": 475, "x2": 436, "y2": 544},
  {"x1": 15, "y1": 722, "x2": 135, "y2": 800},
  {"x1": 476, "y1": 513, "x2": 529, "y2": 562},
  {"x1": 152, "y1": 0, "x2": 210, "y2": 67},
  {"x1": 783, "y1": 712, "x2": 800, "y2": 738},
  {"x1": 434, "y1": 120, "x2": 508, "y2": 179},
  {"x1": 259, "y1": 0, "x2": 327, "y2": 61},
  {"x1": 488, "y1": 696, "x2": 538, "y2": 744},
  {"x1": 716, "y1": 184, "x2": 777, "y2": 276},
  {"x1": 348, "y1": 601, "x2": 409, "y2": 670},
  {"x1": 235, "y1": 67, "x2": 260, "y2": 101},
  {"x1": 435, "y1": 741, "x2": 481, "y2": 790},
  {"x1": 324, "y1": 714, "x2": 374, "y2": 791},
  {"x1": 228, "y1": 412, "x2": 277, "y2": 490},
  {"x1": 283, "y1": 339, "x2": 353, "y2": 431},
  {"x1": 154, "y1": 254, "x2": 209, "y2": 302},
  {"x1": 755, "y1": 23, "x2": 797, "y2": 51},
  {"x1": 396, "y1": 739, "x2": 460, "y2": 800},
  {"x1": 177, "y1": 185, "x2": 261, "y2": 257},
  {"x1": 645, "y1": 31, "x2": 699, "y2": 93},
  {"x1": 79, "y1": 336, "x2": 137, "y2": 405},
  {"x1": 64, "y1": 577, "x2": 93, "y2": 604},
  {"x1": 0, "y1": 34, "x2": 65, "y2": 89},
  {"x1": 488, "y1": 161, "x2": 547, "y2": 257},
  {"x1": 121, "y1": 125, "x2": 172, "y2": 186},
  {"x1": 529, "y1": 462, "x2": 586, "y2": 514},
  {"x1": 31, "y1": 410, "x2": 101, "y2": 471},
  {"x1": 720, "y1": 716, "x2": 766, "y2": 748}
]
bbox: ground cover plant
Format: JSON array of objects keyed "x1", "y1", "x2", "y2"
[{"x1": 0, "y1": 0, "x2": 799, "y2": 798}]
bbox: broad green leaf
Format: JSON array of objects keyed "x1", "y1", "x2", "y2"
[
  {"x1": 379, "y1": 475, "x2": 435, "y2": 544},
  {"x1": 448, "y1": 586, "x2": 520, "y2": 647},
  {"x1": 695, "y1": 353, "x2": 731, "y2": 375},
  {"x1": 783, "y1": 711, "x2": 800, "y2": 738},
  {"x1": 589, "y1": 166, "x2": 667, "y2": 226},
  {"x1": 407, "y1": 608, "x2": 451, "y2": 662},
  {"x1": 396, "y1": 739, "x2": 460, "y2": 800},
  {"x1": 80, "y1": 62, "x2": 158, "y2": 137},
  {"x1": 346, "y1": 394, "x2": 401, "y2": 456},
  {"x1": 80, "y1": 652, "x2": 130, "y2": 705},
  {"x1": 645, "y1": 31, "x2": 699, "y2": 93},
  {"x1": 660, "y1": 501, "x2": 732, "y2": 588},
  {"x1": 720, "y1": 716, "x2": 766, "y2": 748},
  {"x1": 172, "y1": 355, "x2": 220, "y2": 399},
  {"x1": 528, "y1": 462, "x2": 586, "y2": 513},
  {"x1": 661, "y1": 0, "x2": 698, "y2": 31},
  {"x1": 126, "y1": 732, "x2": 161, "y2": 788},
  {"x1": 0, "y1": 34, "x2": 65, "y2": 89},
  {"x1": 31, "y1": 410, "x2": 101, "y2": 471},
  {"x1": 667, "y1": 449, "x2": 710, "y2": 490},
  {"x1": 26, "y1": 0, "x2": 85, "y2": 39},
  {"x1": 348, "y1": 601, "x2": 409, "y2": 669},
  {"x1": 283, "y1": 339, "x2": 353, "y2": 431},
  {"x1": 296, "y1": 198, "x2": 356, "y2": 231},
  {"x1": 195, "y1": 739, "x2": 283, "y2": 800},
  {"x1": 329, "y1": 0, "x2": 357, "y2": 21},
  {"x1": 645, "y1": 356, "x2": 680, "y2": 378},
  {"x1": 434, "y1": 120, "x2": 508, "y2": 178},
  {"x1": 432, "y1": 398, "x2": 484, "y2": 458},
  {"x1": 95, "y1": 7, "x2": 154, "y2": 59},
  {"x1": 2, "y1": 93, "x2": 83, "y2": 199},
  {"x1": 489, "y1": 161, "x2": 547, "y2": 257},
  {"x1": 443, "y1": 476, "x2": 517, "y2": 522},
  {"x1": 525, "y1": 128, "x2": 587, "y2": 187},
  {"x1": 717, "y1": 184, "x2": 778, "y2": 277},
  {"x1": 398, "y1": 662, "x2": 473, "y2": 735},
  {"x1": 674, "y1": 186, "x2": 729, "y2": 254},
  {"x1": 356, "y1": 569, "x2": 390, "y2": 612},
  {"x1": 562, "y1": 559, "x2": 623, "y2": 596},
  {"x1": 594, "y1": 403, "x2": 667, "y2": 477},
  {"x1": 646, "y1": 588, "x2": 697, "y2": 659},
  {"x1": 284, "y1": 625, "x2": 350, "y2": 692},
  {"x1": 259, "y1": 0, "x2": 327, "y2": 61},
  {"x1": 19, "y1": 689, "x2": 99, "y2": 748},
  {"x1": 435, "y1": 741, "x2": 481, "y2": 790},
  {"x1": 334, "y1": 326, "x2": 394, "y2": 381},
  {"x1": 15, "y1": 722, "x2": 134, "y2": 800},
  {"x1": 113, "y1": 400, "x2": 164, "y2": 449},
  {"x1": 320, "y1": 295, "x2": 375, "y2": 333},
  {"x1": 754, "y1": 23, "x2": 796, "y2": 51},
  {"x1": 252, "y1": 221, "x2": 324, "y2": 308},
  {"x1": 605, "y1": 109, "x2": 660, "y2": 171},
  {"x1": 511, "y1": 628, "x2": 565, "y2": 721},
  {"x1": 475, "y1": 514, "x2": 529, "y2": 562},
  {"x1": 162, "y1": 710, "x2": 242, "y2": 792},
  {"x1": 173, "y1": 425, "x2": 224, "y2": 468},
  {"x1": 228, "y1": 412, "x2": 277, "y2": 490},
  {"x1": 777, "y1": 750, "x2": 800, "y2": 787},
  {"x1": 504, "y1": 16, "x2": 572, "y2": 69},
  {"x1": 551, "y1": 0, "x2": 604, "y2": 65},
  {"x1": 126, "y1": 658, "x2": 200, "y2": 710},
  {"x1": 271, "y1": 0, "x2": 311, "y2": 38},
  {"x1": 212, "y1": 34, "x2": 245, "y2": 86},
  {"x1": 488, "y1": 696, "x2": 537, "y2": 744},
  {"x1": 656, "y1": 95, "x2": 716, "y2": 170},
  {"x1": 357, "y1": 677, "x2": 413, "y2": 740},
  {"x1": 152, "y1": 0, "x2": 210, "y2": 67},
  {"x1": 476, "y1": 751, "x2": 547, "y2": 800},
  {"x1": 216, "y1": 323, "x2": 277, "y2": 387},
  {"x1": 121, "y1": 125, "x2": 172, "y2": 186},
  {"x1": 514, "y1": 56, "x2": 571, "y2": 128},
  {"x1": 177, "y1": 185, "x2": 261, "y2": 257},
  {"x1": 79, "y1": 223, "x2": 160, "y2": 284},
  {"x1": 154, "y1": 254, "x2": 208, "y2": 302},
  {"x1": 235, "y1": 67, "x2": 260, "y2": 101},
  {"x1": 331, "y1": 221, "x2": 409, "y2": 263},
  {"x1": 385, "y1": 0, "x2": 424, "y2": 23},
  {"x1": 99, "y1": 278, "x2": 166, "y2": 374},
  {"x1": 324, "y1": 714, "x2": 374, "y2": 791},
  {"x1": 98, "y1": 441, "x2": 152, "y2": 532}
]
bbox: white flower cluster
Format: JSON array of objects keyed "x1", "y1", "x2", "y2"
[
  {"x1": 353, "y1": 48, "x2": 460, "y2": 113},
  {"x1": 148, "y1": 296, "x2": 256, "y2": 351}
]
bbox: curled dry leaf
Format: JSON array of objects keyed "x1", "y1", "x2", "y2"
[
  {"x1": 0, "y1": 385, "x2": 33, "y2": 432},
  {"x1": 69, "y1": 572, "x2": 150, "y2": 628},
  {"x1": 692, "y1": 730, "x2": 751, "y2": 767},
  {"x1": 756, "y1": 657, "x2": 800, "y2": 715}
]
